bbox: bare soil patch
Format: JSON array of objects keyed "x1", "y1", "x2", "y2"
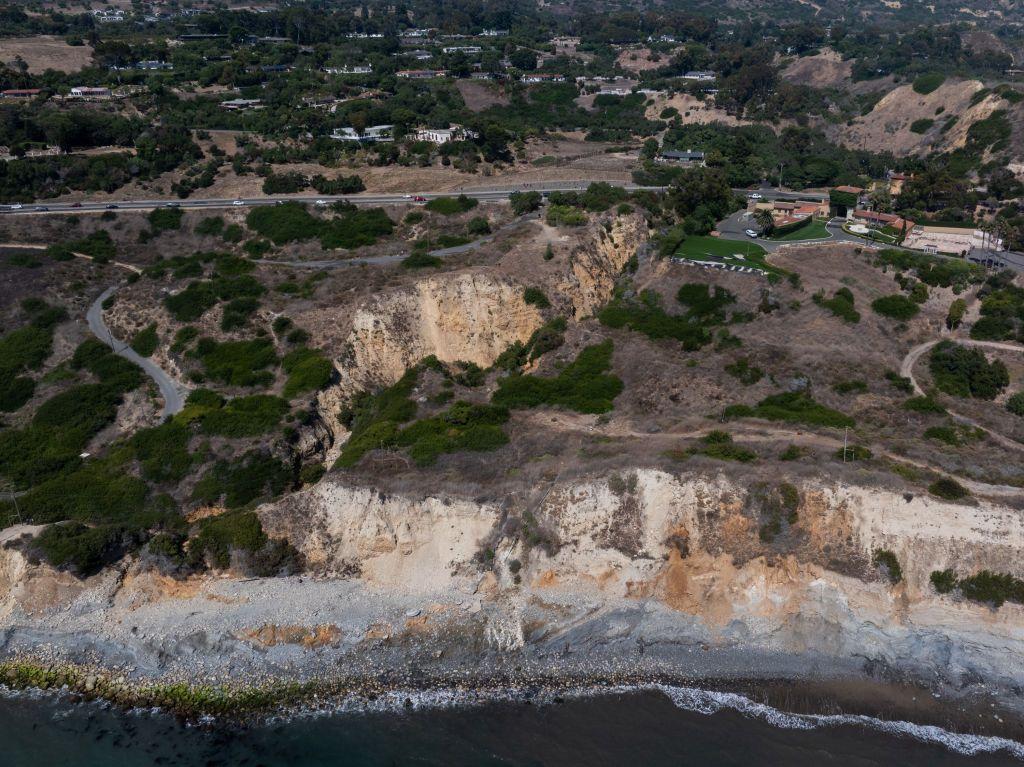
[
  {"x1": 781, "y1": 49, "x2": 853, "y2": 90},
  {"x1": 455, "y1": 80, "x2": 510, "y2": 112}
]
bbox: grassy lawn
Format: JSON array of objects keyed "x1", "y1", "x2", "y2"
[
  {"x1": 673, "y1": 235, "x2": 767, "y2": 259},
  {"x1": 770, "y1": 219, "x2": 831, "y2": 241},
  {"x1": 843, "y1": 224, "x2": 898, "y2": 244},
  {"x1": 669, "y1": 235, "x2": 788, "y2": 276}
]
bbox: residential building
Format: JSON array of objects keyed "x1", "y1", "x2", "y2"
[
  {"x1": 413, "y1": 125, "x2": 479, "y2": 144},
  {"x1": 324, "y1": 65, "x2": 373, "y2": 75},
  {"x1": 681, "y1": 71, "x2": 716, "y2": 81},
  {"x1": 136, "y1": 60, "x2": 173, "y2": 71},
  {"x1": 0, "y1": 89, "x2": 42, "y2": 99},
  {"x1": 443, "y1": 46, "x2": 482, "y2": 54},
  {"x1": 69, "y1": 86, "x2": 111, "y2": 99},
  {"x1": 398, "y1": 50, "x2": 433, "y2": 61},
  {"x1": 481, "y1": 29, "x2": 509, "y2": 37},
  {"x1": 396, "y1": 69, "x2": 446, "y2": 79},
  {"x1": 330, "y1": 125, "x2": 394, "y2": 142},
  {"x1": 219, "y1": 98, "x2": 263, "y2": 111},
  {"x1": 656, "y1": 149, "x2": 706, "y2": 167},
  {"x1": 520, "y1": 73, "x2": 566, "y2": 83},
  {"x1": 850, "y1": 208, "x2": 914, "y2": 233}
]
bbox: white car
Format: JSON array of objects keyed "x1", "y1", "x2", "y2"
[
  {"x1": 747, "y1": 193, "x2": 763, "y2": 200},
  {"x1": 744, "y1": 229, "x2": 759, "y2": 238},
  {"x1": 232, "y1": 199, "x2": 244, "y2": 206},
  {"x1": 315, "y1": 199, "x2": 328, "y2": 206},
  {"x1": 9, "y1": 203, "x2": 23, "y2": 210}
]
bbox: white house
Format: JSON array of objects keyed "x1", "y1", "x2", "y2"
[
  {"x1": 330, "y1": 125, "x2": 394, "y2": 142},
  {"x1": 443, "y1": 46, "x2": 482, "y2": 54},
  {"x1": 69, "y1": 86, "x2": 112, "y2": 99},
  {"x1": 324, "y1": 64, "x2": 373, "y2": 75},
  {"x1": 682, "y1": 71, "x2": 716, "y2": 82},
  {"x1": 412, "y1": 125, "x2": 479, "y2": 144},
  {"x1": 219, "y1": 98, "x2": 263, "y2": 111}
]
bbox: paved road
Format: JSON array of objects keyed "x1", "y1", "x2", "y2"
[
  {"x1": 86, "y1": 286, "x2": 188, "y2": 418},
  {"x1": 716, "y1": 210, "x2": 866, "y2": 252},
  {"x1": 0, "y1": 185, "x2": 823, "y2": 217}
]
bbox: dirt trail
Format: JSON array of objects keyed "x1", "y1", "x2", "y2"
[
  {"x1": 528, "y1": 411, "x2": 1022, "y2": 498},
  {"x1": 901, "y1": 337, "x2": 1024, "y2": 454}
]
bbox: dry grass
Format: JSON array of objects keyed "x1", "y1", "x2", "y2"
[{"x1": 0, "y1": 36, "x2": 94, "y2": 74}]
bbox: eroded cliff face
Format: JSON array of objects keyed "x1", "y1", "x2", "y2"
[
  {"x1": 254, "y1": 470, "x2": 1024, "y2": 685},
  {"x1": 559, "y1": 214, "x2": 647, "y2": 319}
]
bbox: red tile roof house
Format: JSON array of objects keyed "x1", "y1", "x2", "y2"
[
  {"x1": 851, "y1": 208, "x2": 915, "y2": 234},
  {"x1": 1, "y1": 89, "x2": 42, "y2": 99}
]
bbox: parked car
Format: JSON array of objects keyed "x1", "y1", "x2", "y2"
[
  {"x1": 745, "y1": 229, "x2": 759, "y2": 238},
  {"x1": 106, "y1": 204, "x2": 119, "y2": 209}
]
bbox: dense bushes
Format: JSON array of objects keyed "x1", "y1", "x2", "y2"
[
  {"x1": 245, "y1": 201, "x2": 393, "y2": 250},
  {"x1": 969, "y1": 273, "x2": 1024, "y2": 342},
  {"x1": 191, "y1": 451, "x2": 292, "y2": 509},
  {"x1": 198, "y1": 395, "x2": 289, "y2": 437},
  {"x1": 929, "y1": 476, "x2": 970, "y2": 501},
  {"x1": 1007, "y1": 392, "x2": 1024, "y2": 417},
  {"x1": 130, "y1": 421, "x2": 193, "y2": 482},
  {"x1": 724, "y1": 391, "x2": 854, "y2": 428},
  {"x1": 813, "y1": 287, "x2": 860, "y2": 323},
  {"x1": 193, "y1": 337, "x2": 278, "y2": 388},
  {"x1": 492, "y1": 340, "x2": 623, "y2": 414},
  {"x1": 929, "y1": 341, "x2": 1008, "y2": 399},
  {"x1": 871, "y1": 294, "x2": 920, "y2": 321},
  {"x1": 281, "y1": 348, "x2": 334, "y2": 398},
  {"x1": 425, "y1": 195, "x2": 478, "y2": 215},
  {"x1": 599, "y1": 284, "x2": 735, "y2": 351},
  {"x1": 0, "y1": 304, "x2": 66, "y2": 412},
  {"x1": 148, "y1": 207, "x2": 183, "y2": 233},
  {"x1": 523, "y1": 287, "x2": 550, "y2": 308},
  {"x1": 493, "y1": 318, "x2": 566, "y2": 371},
  {"x1": 913, "y1": 73, "x2": 946, "y2": 95},
  {"x1": 546, "y1": 204, "x2": 588, "y2": 226},
  {"x1": 872, "y1": 549, "x2": 903, "y2": 584},
  {"x1": 875, "y1": 249, "x2": 982, "y2": 291},
  {"x1": 931, "y1": 568, "x2": 1024, "y2": 608},
  {"x1": 33, "y1": 523, "x2": 139, "y2": 577},
  {"x1": 395, "y1": 401, "x2": 510, "y2": 466},
  {"x1": 310, "y1": 174, "x2": 365, "y2": 195},
  {"x1": 510, "y1": 191, "x2": 542, "y2": 216},
  {"x1": 130, "y1": 324, "x2": 159, "y2": 357}
]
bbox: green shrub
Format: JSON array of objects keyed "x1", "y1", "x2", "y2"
[
  {"x1": 220, "y1": 297, "x2": 260, "y2": 331},
  {"x1": 336, "y1": 368, "x2": 420, "y2": 467},
  {"x1": 832, "y1": 379, "x2": 867, "y2": 394},
  {"x1": 282, "y1": 348, "x2": 334, "y2": 398},
  {"x1": 165, "y1": 282, "x2": 219, "y2": 322},
  {"x1": 725, "y1": 358, "x2": 763, "y2": 385},
  {"x1": 872, "y1": 549, "x2": 903, "y2": 584},
  {"x1": 34, "y1": 523, "x2": 135, "y2": 576},
  {"x1": 958, "y1": 570, "x2": 1024, "y2": 608},
  {"x1": 946, "y1": 299, "x2": 967, "y2": 330},
  {"x1": 1007, "y1": 391, "x2": 1024, "y2": 417},
  {"x1": 510, "y1": 191, "x2": 542, "y2": 216},
  {"x1": 779, "y1": 444, "x2": 804, "y2": 461},
  {"x1": 245, "y1": 202, "x2": 320, "y2": 245},
  {"x1": 912, "y1": 73, "x2": 945, "y2": 95},
  {"x1": 929, "y1": 477, "x2": 970, "y2": 501},
  {"x1": 813, "y1": 288, "x2": 859, "y2": 323},
  {"x1": 195, "y1": 216, "x2": 224, "y2": 236},
  {"x1": 148, "y1": 207, "x2": 183, "y2": 232},
  {"x1": 188, "y1": 511, "x2": 267, "y2": 570},
  {"x1": 467, "y1": 216, "x2": 491, "y2": 235},
  {"x1": 193, "y1": 337, "x2": 278, "y2": 388},
  {"x1": 130, "y1": 324, "x2": 159, "y2": 357},
  {"x1": 171, "y1": 326, "x2": 199, "y2": 354},
  {"x1": 130, "y1": 421, "x2": 193, "y2": 482},
  {"x1": 319, "y1": 206, "x2": 394, "y2": 249},
  {"x1": 0, "y1": 324, "x2": 54, "y2": 373},
  {"x1": 0, "y1": 371, "x2": 34, "y2": 412},
  {"x1": 871, "y1": 294, "x2": 919, "y2": 321},
  {"x1": 425, "y1": 195, "x2": 478, "y2": 215},
  {"x1": 835, "y1": 444, "x2": 872, "y2": 461},
  {"x1": 523, "y1": 287, "x2": 550, "y2": 308},
  {"x1": 395, "y1": 401, "x2": 510, "y2": 465},
  {"x1": 885, "y1": 370, "x2": 914, "y2": 393},
  {"x1": 546, "y1": 204, "x2": 587, "y2": 226},
  {"x1": 692, "y1": 431, "x2": 757, "y2": 463},
  {"x1": 929, "y1": 341, "x2": 1008, "y2": 400},
  {"x1": 493, "y1": 318, "x2": 567, "y2": 371},
  {"x1": 200, "y1": 395, "x2": 289, "y2": 437},
  {"x1": 676, "y1": 283, "x2": 736, "y2": 320},
  {"x1": 903, "y1": 395, "x2": 946, "y2": 414},
  {"x1": 930, "y1": 569, "x2": 958, "y2": 594},
  {"x1": 909, "y1": 118, "x2": 934, "y2": 134},
  {"x1": 726, "y1": 391, "x2": 854, "y2": 428},
  {"x1": 191, "y1": 452, "x2": 291, "y2": 510},
  {"x1": 402, "y1": 252, "x2": 442, "y2": 269},
  {"x1": 492, "y1": 340, "x2": 623, "y2": 414}
]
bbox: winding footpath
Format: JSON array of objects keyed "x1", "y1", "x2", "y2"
[
  {"x1": 0, "y1": 243, "x2": 187, "y2": 418},
  {"x1": 900, "y1": 337, "x2": 1024, "y2": 454}
]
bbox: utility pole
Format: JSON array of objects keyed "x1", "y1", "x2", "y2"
[{"x1": 842, "y1": 427, "x2": 849, "y2": 463}]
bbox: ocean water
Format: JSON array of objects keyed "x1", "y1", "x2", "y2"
[{"x1": 2, "y1": 685, "x2": 1022, "y2": 767}]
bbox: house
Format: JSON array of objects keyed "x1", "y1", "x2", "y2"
[
  {"x1": 398, "y1": 50, "x2": 433, "y2": 61},
  {"x1": 656, "y1": 149, "x2": 706, "y2": 166},
  {"x1": 69, "y1": 87, "x2": 111, "y2": 99},
  {"x1": 850, "y1": 208, "x2": 914, "y2": 234},
  {"x1": 903, "y1": 224, "x2": 1001, "y2": 255},
  {"x1": 396, "y1": 69, "x2": 446, "y2": 79},
  {"x1": 330, "y1": 125, "x2": 394, "y2": 142},
  {"x1": 413, "y1": 125, "x2": 479, "y2": 144},
  {"x1": 1, "y1": 89, "x2": 42, "y2": 99},
  {"x1": 681, "y1": 71, "x2": 716, "y2": 81},
  {"x1": 752, "y1": 199, "x2": 829, "y2": 221},
  {"x1": 520, "y1": 73, "x2": 566, "y2": 83},
  {"x1": 443, "y1": 46, "x2": 482, "y2": 54},
  {"x1": 324, "y1": 65, "x2": 373, "y2": 75},
  {"x1": 92, "y1": 9, "x2": 125, "y2": 23},
  {"x1": 136, "y1": 60, "x2": 173, "y2": 71},
  {"x1": 829, "y1": 185, "x2": 865, "y2": 217},
  {"x1": 886, "y1": 171, "x2": 912, "y2": 197},
  {"x1": 481, "y1": 29, "x2": 509, "y2": 37},
  {"x1": 219, "y1": 98, "x2": 263, "y2": 111}
]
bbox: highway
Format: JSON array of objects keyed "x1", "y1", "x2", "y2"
[{"x1": 0, "y1": 185, "x2": 825, "y2": 216}]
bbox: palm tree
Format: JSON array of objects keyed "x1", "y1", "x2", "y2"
[{"x1": 753, "y1": 209, "x2": 774, "y2": 236}]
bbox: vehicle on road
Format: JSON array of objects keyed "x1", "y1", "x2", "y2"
[
  {"x1": 745, "y1": 229, "x2": 759, "y2": 238},
  {"x1": 747, "y1": 193, "x2": 763, "y2": 200},
  {"x1": 71, "y1": 202, "x2": 82, "y2": 208},
  {"x1": 106, "y1": 204, "x2": 119, "y2": 209},
  {"x1": 9, "y1": 203, "x2": 23, "y2": 210},
  {"x1": 315, "y1": 199, "x2": 328, "y2": 206},
  {"x1": 412, "y1": 195, "x2": 427, "y2": 202},
  {"x1": 164, "y1": 202, "x2": 180, "y2": 207},
  {"x1": 232, "y1": 199, "x2": 244, "y2": 206},
  {"x1": 35, "y1": 206, "x2": 48, "y2": 211}
]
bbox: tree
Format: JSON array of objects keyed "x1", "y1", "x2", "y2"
[{"x1": 753, "y1": 209, "x2": 774, "y2": 235}]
